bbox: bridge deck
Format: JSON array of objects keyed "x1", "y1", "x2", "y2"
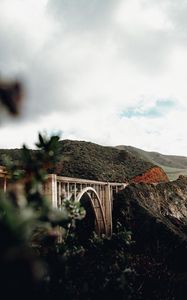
[{"x1": 55, "y1": 175, "x2": 125, "y2": 187}]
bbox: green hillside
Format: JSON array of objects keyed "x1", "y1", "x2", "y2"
[
  {"x1": 0, "y1": 149, "x2": 23, "y2": 166},
  {"x1": 0, "y1": 140, "x2": 154, "y2": 182},
  {"x1": 1, "y1": 140, "x2": 186, "y2": 181},
  {"x1": 54, "y1": 140, "x2": 155, "y2": 181},
  {"x1": 116, "y1": 145, "x2": 187, "y2": 180}
]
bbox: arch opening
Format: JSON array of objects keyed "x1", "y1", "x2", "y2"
[
  {"x1": 76, "y1": 193, "x2": 95, "y2": 241},
  {"x1": 75, "y1": 187, "x2": 107, "y2": 241}
]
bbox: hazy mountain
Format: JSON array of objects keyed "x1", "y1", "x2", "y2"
[{"x1": 116, "y1": 145, "x2": 187, "y2": 180}]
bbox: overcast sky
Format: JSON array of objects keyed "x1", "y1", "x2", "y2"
[{"x1": 0, "y1": 0, "x2": 187, "y2": 155}]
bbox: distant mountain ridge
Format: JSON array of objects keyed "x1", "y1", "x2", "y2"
[{"x1": 116, "y1": 145, "x2": 187, "y2": 180}]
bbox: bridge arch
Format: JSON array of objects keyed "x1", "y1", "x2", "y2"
[
  {"x1": 76, "y1": 187, "x2": 107, "y2": 235},
  {"x1": 45, "y1": 175, "x2": 124, "y2": 236}
]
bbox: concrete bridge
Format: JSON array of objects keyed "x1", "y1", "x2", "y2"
[
  {"x1": 44, "y1": 175, "x2": 125, "y2": 236},
  {"x1": 0, "y1": 166, "x2": 126, "y2": 236}
]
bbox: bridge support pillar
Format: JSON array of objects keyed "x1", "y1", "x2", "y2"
[
  {"x1": 105, "y1": 184, "x2": 112, "y2": 236},
  {"x1": 44, "y1": 174, "x2": 58, "y2": 208}
]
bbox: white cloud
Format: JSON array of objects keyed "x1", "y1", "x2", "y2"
[
  {"x1": 0, "y1": 0, "x2": 187, "y2": 156},
  {"x1": 115, "y1": 0, "x2": 173, "y2": 31}
]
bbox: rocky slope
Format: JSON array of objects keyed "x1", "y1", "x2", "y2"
[
  {"x1": 132, "y1": 166, "x2": 168, "y2": 184},
  {"x1": 114, "y1": 175, "x2": 187, "y2": 252},
  {"x1": 113, "y1": 176, "x2": 187, "y2": 299}
]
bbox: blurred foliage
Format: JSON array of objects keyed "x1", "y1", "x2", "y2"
[
  {"x1": 1, "y1": 133, "x2": 87, "y2": 245},
  {"x1": 0, "y1": 80, "x2": 23, "y2": 115},
  {"x1": 0, "y1": 133, "x2": 86, "y2": 298}
]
